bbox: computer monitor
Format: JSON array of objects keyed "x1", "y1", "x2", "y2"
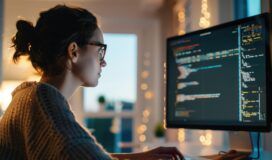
[{"x1": 166, "y1": 13, "x2": 272, "y2": 132}]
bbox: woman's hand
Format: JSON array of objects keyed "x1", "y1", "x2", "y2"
[{"x1": 143, "y1": 146, "x2": 184, "y2": 160}]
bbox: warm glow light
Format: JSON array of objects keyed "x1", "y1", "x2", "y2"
[
  {"x1": 140, "y1": 124, "x2": 147, "y2": 132},
  {"x1": 178, "y1": 30, "x2": 185, "y2": 35},
  {"x1": 142, "y1": 109, "x2": 150, "y2": 118},
  {"x1": 163, "y1": 119, "x2": 166, "y2": 129},
  {"x1": 137, "y1": 127, "x2": 141, "y2": 134},
  {"x1": 0, "y1": 81, "x2": 22, "y2": 111},
  {"x1": 137, "y1": 124, "x2": 147, "y2": 134},
  {"x1": 144, "y1": 91, "x2": 154, "y2": 100},
  {"x1": 175, "y1": 1, "x2": 186, "y2": 35},
  {"x1": 141, "y1": 83, "x2": 148, "y2": 90},
  {"x1": 141, "y1": 71, "x2": 149, "y2": 79},
  {"x1": 178, "y1": 128, "x2": 185, "y2": 143},
  {"x1": 177, "y1": 10, "x2": 185, "y2": 35},
  {"x1": 163, "y1": 104, "x2": 167, "y2": 129},
  {"x1": 199, "y1": 131, "x2": 212, "y2": 146},
  {"x1": 199, "y1": 0, "x2": 211, "y2": 28},
  {"x1": 142, "y1": 146, "x2": 149, "y2": 152},
  {"x1": 27, "y1": 75, "x2": 41, "y2": 81},
  {"x1": 138, "y1": 109, "x2": 150, "y2": 143},
  {"x1": 178, "y1": 12, "x2": 185, "y2": 23},
  {"x1": 139, "y1": 49, "x2": 152, "y2": 145},
  {"x1": 139, "y1": 134, "x2": 146, "y2": 142},
  {"x1": 204, "y1": 12, "x2": 211, "y2": 19}
]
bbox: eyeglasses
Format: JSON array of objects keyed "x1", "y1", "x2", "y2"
[{"x1": 87, "y1": 42, "x2": 107, "y2": 62}]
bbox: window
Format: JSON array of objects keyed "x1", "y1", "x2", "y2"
[
  {"x1": 83, "y1": 33, "x2": 137, "y2": 153},
  {"x1": 247, "y1": 0, "x2": 261, "y2": 17},
  {"x1": 234, "y1": 0, "x2": 261, "y2": 20},
  {"x1": 83, "y1": 33, "x2": 137, "y2": 113}
]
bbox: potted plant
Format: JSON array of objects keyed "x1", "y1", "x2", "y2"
[
  {"x1": 154, "y1": 122, "x2": 166, "y2": 143},
  {"x1": 97, "y1": 95, "x2": 106, "y2": 111}
]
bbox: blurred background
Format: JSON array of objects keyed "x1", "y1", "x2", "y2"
[{"x1": 0, "y1": 0, "x2": 271, "y2": 157}]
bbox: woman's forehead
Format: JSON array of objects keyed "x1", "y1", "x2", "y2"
[{"x1": 90, "y1": 28, "x2": 104, "y2": 43}]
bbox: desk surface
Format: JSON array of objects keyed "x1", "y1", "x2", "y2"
[{"x1": 141, "y1": 142, "x2": 272, "y2": 160}]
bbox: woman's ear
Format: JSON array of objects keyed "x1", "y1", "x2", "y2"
[{"x1": 67, "y1": 42, "x2": 80, "y2": 63}]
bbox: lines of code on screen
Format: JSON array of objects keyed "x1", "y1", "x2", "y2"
[{"x1": 167, "y1": 17, "x2": 267, "y2": 127}]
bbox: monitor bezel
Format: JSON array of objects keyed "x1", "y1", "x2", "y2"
[{"x1": 166, "y1": 13, "x2": 272, "y2": 132}]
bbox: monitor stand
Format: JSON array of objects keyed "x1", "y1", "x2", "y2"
[
  {"x1": 200, "y1": 132, "x2": 261, "y2": 160},
  {"x1": 249, "y1": 132, "x2": 261, "y2": 159}
]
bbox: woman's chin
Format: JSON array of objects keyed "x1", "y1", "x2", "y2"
[{"x1": 81, "y1": 80, "x2": 99, "y2": 87}]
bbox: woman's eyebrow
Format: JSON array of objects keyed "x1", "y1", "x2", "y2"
[
  {"x1": 98, "y1": 41, "x2": 105, "y2": 44},
  {"x1": 90, "y1": 41, "x2": 104, "y2": 44}
]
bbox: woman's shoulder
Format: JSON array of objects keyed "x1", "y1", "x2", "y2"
[
  {"x1": 12, "y1": 81, "x2": 69, "y2": 107},
  {"x1": 35, "y1": 81, "x2": 73, "y2": 117},
  {"x1": 35, "y1": 81, "x2": 68, "y2": 107},
  {"x1": 34, "y1": 82, "x2": 79, "y2": 136},
  {"x1": 11, "y1": 81, "x2": 38, "y2": 97},
  {"x1": 12, "y1": 81, "x2": 72, "y2": 116}
]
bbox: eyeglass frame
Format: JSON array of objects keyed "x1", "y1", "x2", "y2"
[{"x1": 86, "y1": 42, "x2": 107, "y2": 62}]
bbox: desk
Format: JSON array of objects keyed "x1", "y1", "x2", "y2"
[{"x1": 140, "y1": 142, "x2": 272, "y2": 160}]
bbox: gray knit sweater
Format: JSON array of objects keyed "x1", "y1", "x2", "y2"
[{"x1": 0, "y1": 81, "x2": 113, "y2": 160}]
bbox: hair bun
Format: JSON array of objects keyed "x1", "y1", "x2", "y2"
[
  {"x1": 16, "y1": 20, "x2": 35, "y2": 43},
  {"x1": 12, "y1": 20, "x2": 36, "y2": 62}
]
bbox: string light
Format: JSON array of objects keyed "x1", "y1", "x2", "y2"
[
  {"x1": 142, "y1": 146, "x2": 149, "y2": 152},
  {"x1": 144, "y1": 91, "x2": 154, "y2": 100},
  {"x1": 141, "y1": 71, "x2": 150, "y2": 79},
  {"x1": 139, "y1": 134, "x2": 146, "y2": 142},
  {"x1": 163, "y1": 99, "x2": 167, "y2": 129},
  {"x1": 168, "y1": 0, "x2": 188, "y2": 139},
  {"x1": 140, "y1": 83, "x2": 148, "y2": 91},
  {"x1": 199, "y1": 130, "x2": 212, "y2": 146},
  {"x1": 143, "y1": 109, "x2": 150, "y2": 118},
  {"x1": 139, "y1": 107, "x2": 149, "y2": 151},
  {"x1": 163, "y1": 61, "x2": 167, "y2": 130},
  {"x1": 174, "y1": 0, "x2": 186, "y2": 35},
  {"x1": 138, "y1": 52, "x2": 153, "y2": 151},
  {"x1": 199, "y1": 0, "x2": 211, "y2": 28},
  {"x1": 172, "y1": 0, "x2": 212, "y2": 148},
  {"x1": 178, "y1": 129, "x2": 185, "y2": 143}
]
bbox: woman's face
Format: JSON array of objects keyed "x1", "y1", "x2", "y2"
[{"x1": 73, "y1": 28, "x2": 107, "y2": 87}]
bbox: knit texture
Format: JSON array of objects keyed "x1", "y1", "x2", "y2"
[{"x1": 0, "y1": 81, "x2": 113, "y2": 160}]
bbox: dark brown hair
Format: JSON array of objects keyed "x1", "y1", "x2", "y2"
[{"x1": 12, "y1": 5, "x2": 98, "y2": 76}]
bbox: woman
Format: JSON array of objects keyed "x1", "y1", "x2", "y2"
[{"x1": 0, "y1": 5, "x2": 184, "y2": 160}]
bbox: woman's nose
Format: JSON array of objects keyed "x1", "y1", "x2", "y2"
[{"x1": 100, "y1": 60, "x2": 107, "y2": 67}]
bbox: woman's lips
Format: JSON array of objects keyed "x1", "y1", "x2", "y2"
[{"x1": 98, "y1": 70, "x2": 102, "y2": 77}]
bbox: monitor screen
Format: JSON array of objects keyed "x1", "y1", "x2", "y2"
[{"x1": 166, "y1": 13, "x2": 272, "y2": 132}]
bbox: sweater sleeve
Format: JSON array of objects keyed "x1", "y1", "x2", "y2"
[
  {"x1": 25, "y1": 83, "x2": 113, "y2": 160},
  {"x1": 63, "y1": 138, "x2": 115, "y2": 160}
]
